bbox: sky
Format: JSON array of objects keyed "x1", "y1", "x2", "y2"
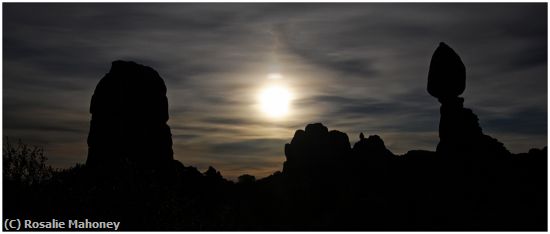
[{"x1": 3, "y1": 3, "x2": 547, "y2": 180}]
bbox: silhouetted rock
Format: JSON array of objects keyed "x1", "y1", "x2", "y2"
[
  {"x1": 352, "y1": 133, "x2": 394, "y2": 193},
  {"x1": 305, "y1": 123, "x2": 329, "y2": 137},
  {"x1": 86, "y1": 60, "x2": 174, "y2": 170},
  {"x1": 204, "y1": 166, "x2": 223, "y2": 179},
  {"x1": 353, "y1": 134, "x2": 394, "y2": 157},
  {"x1": 427, "y1": 43, "x2": 509, "y2": 155},
  {"x1": 283, "y1": 123, "x2": 351, "y2": 176},
  {"x1": 427, "y1": 42, "x2": 466, "y2": 101},
  {"x1": 328, "y1": 130, "x2": 352, "y2": 154}
]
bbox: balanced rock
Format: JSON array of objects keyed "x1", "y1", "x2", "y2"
[
  {"x1": 425, "y1": 43, "x2": 509, "y2": 156},
  {"x1": 427, "y1": 42, "x2": 466, "y2": 101},
  {"x1": 86, "y1": 61, "x2": 174, "y2": 170}
]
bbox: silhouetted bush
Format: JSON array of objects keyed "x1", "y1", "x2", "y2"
[{"x1": 3, "y1": 138, "x2": 53, "y2": 185}]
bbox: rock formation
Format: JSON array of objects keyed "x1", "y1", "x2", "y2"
[
  {"x1": 283, "y1": 123, "x2": 351, "y2": 176},
  {"x1": 204, "y1": 166, "x2": 223, "y2": 179},
  {"x1": 353, "y1": 133, "x2": 394, "y2": 158},
  {"x1": 427, "y1": 42, "x2": 466, "y2": 102},
  {"x1": 427, "y1": 42, "x2": 508, "y2": 155},
  {"x1": 282, "y1": 123, "x2": 397, "y2": 187},
  {"x1": 86, "y1": 60, "x2": 174, "y2": 170}
]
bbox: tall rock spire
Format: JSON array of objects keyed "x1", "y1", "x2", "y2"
[{"x1": 86, "y1": 61, "x2": 174, "y2": 170}]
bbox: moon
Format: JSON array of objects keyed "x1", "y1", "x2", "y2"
[{"x1": 259, "y1": 84, "x2": 292, "y2": 118}]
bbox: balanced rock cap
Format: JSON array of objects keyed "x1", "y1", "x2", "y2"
[{"x1": 427, "y1": 42, "x2": 466, "y2": 100}]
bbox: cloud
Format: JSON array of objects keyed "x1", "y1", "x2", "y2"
[
  {"x1": 481, "y1": 108, "x2": 547, "y2": 136},
  {"x1": 209, "y1": 138, "x2": 286, "y2": 156}
]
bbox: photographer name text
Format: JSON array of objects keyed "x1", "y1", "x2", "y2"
[{"x1": 4, "y1": 219, "x2": 120, "y2": 231}]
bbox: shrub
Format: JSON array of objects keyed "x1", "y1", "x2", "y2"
[{"x1": 3, "y1": 138, "x2": 53, "y2": 185}]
